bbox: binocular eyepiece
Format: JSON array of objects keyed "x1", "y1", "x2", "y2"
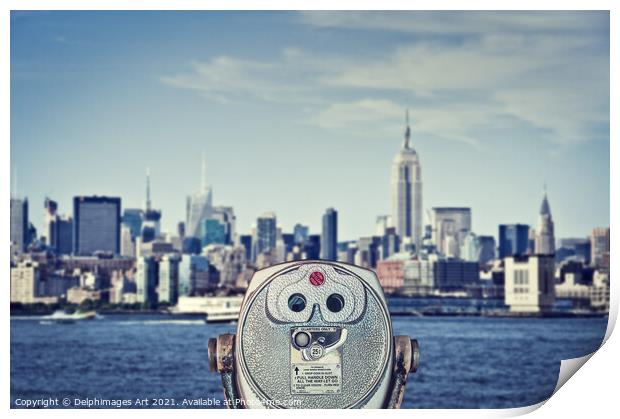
[{"x1": 208, "y1": 260, "x2": 419, "y2": 409}]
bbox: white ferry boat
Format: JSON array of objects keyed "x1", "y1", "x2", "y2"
[
  {"x1": 41, "y1": 310, "x2": 97, "y2": 324},
  {"x1": 171, "y1": 296, "x2": 243, "y2": 323}
]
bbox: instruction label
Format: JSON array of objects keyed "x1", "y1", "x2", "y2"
[
  {"x1": 291, "y1": 363, "x2": 342, "y2": 394},
  {"x1": 290, "y1": 326, "x2": 346, "y2": 395}
]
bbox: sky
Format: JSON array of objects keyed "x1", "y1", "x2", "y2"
[{"x1": 10, "y1": 11, "x2": 610, "y2": 242}]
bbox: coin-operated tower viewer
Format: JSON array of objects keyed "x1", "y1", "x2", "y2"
[{"x1": 208, "y1": 260, "x2": 420, "y2": 409}]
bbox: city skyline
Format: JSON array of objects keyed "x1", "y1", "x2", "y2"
[{"x1": 11, "y1": 11, "x2": 610, "y2": 240}]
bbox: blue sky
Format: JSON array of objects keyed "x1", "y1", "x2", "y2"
[{"x1": 10, "y1": 11, "x2": 609, "y2": 241}]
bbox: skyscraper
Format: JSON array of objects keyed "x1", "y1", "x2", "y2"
[
  {"x1": 498, "y1": 224, "x2": 530, "y2": 258},
  {"x1": 187, "y1": 154, "x2": 213, "y2": 238},
  {"x1": 43, "y1": 197, "x2": 73, "y2": 255},
  {"x1": 43, "y1": 197, "x2": 58, "y2": 247},
  {"x1": 321, "y1": 208, "x2": 338, "y2": 261},
  {"x1": 10, "y1": 198, "x2": 29, "y2": 252},
  {"x1": 391, "y1": 110, "x2": 422, "y2": 251},
  {"x1": 55, "y1": 216, "x2": 73, "y2": 255},
  {"x1": 142, "y1": 168, "x2": 162, "y2": 243},
  {"x1": 535, "y1": 191, "x2": 555, "y2": 255},
  {"x1": 73, "y1": 196, "x2": 121, "y2": 255},
  {"x1": 255, "y1": 212, "x2": 277, "y2": 255}
]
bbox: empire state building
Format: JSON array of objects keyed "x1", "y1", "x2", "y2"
[{"x1": 391, "y1": 111, "x2": 423, "y2": 251}]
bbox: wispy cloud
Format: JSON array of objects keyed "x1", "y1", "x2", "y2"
[
  {"x1": 161, "y1": 12, "x2": 609, "y2": 147},
  {"x1": 297, "y1": 11, "x2": 607, "y2": 36}
]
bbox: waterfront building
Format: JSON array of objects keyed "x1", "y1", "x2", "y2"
[
  {"x1": 433, "y1": 258, "x2": 479, "y2": 292},
  {"x1": 73, "y1": 196, "x2": 121, "y2": 255},
  {"x1": 590, "y1": 271, "x2": 610, "y2": 312},
  {"x1": 136, "y1": 256, "x2": 158, "y2": 304},
  {"x1": 321, "y1": 208, "x2": 338, "y2": 261},
  {"x1": 590, "y1": 227, "x2": 610, "y2": 269},
  {"x1": 59, "y1": 255, "x2": 134, "y2": 289},
  {"x1": 403, "y1": 258, "x2": 435, "y2": 295},
  {"x1": 391, "y1": 110, "x2": 423, "y2": 251},
  {"x1": 186, "y1": 155, "x2": 213, "y2": 238},
  {"x1": 10, "y1": 260, "x2": 40, "y2": 303},
  {"x1": 431, "y1": 207, "x2": 472, "y2": 258},
  {"x1": 376, "y1": 258, "x2": 405, "y2": 293},
  {"x1": 498, "y1": 224, "x2": 530, "y2": 258},
  {"x1": 255, "y1": 212, "x2": 277, "y2": 255},
  {"x1": 535, "y1": 192, "x2": 555, "y2": 255},
  {"x1": 10, "y1": 197, "x2": 29, "y2": 252},
  {"x1": 158, "y1": 254, "x2": 180, "y2": 305},
  {"x1": 504, "y1": 255, "x2": 555, "y2": 313},
  {"x1": 554, "y1": 272, "x2": 591, "y2": 301}
]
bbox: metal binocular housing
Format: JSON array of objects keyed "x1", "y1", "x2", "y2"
[{"x1": 208, "y1": 260, "x2": 420, "y2": 409}]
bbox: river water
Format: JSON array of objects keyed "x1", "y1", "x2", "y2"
[{"x1": 10, "y1": 314, "x2": 607, "y2": 409}]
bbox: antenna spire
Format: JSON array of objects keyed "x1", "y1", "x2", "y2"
[
  {"x1": 145, "y1": 167, "x2": 151, "y2": 211},
  {"x1": 403, "y1": 109, "x2": 411, "y2": 149}
]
